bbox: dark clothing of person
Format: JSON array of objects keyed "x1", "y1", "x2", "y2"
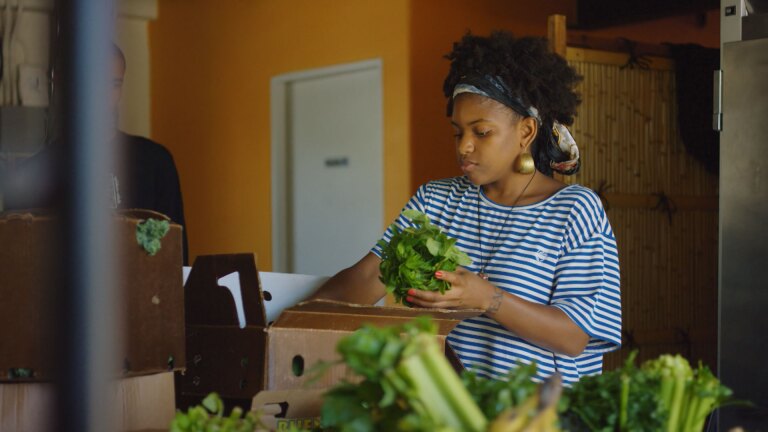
[
  {"x1": 3, "y1": 131, "x2": 189, "y2": 264},
  {"x1": 118, "y1": 132, "x2": 189, "y2": 265}
]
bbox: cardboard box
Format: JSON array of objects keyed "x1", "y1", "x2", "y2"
[
  {"x1": 251, "y1": 389, "x2": 325, "y2": 431},
  {"x1": 0, "y1": 212, "x2": 55, "y2": 379},
  {"x1": 0, "y1": 371, "x2": 177, "y2": 432},
  {"x1": 177, "y1": 254, "x2": 480, "y2": 410},
  {"x1": 267, "y1": 300, "x2": 480, "y2": 390},
  {"x1": 177, "y1": 254, "x2": 268, "y2": 411},
  {"x1": 0, "y1": 209, "x2": 186, "y2": 380}
]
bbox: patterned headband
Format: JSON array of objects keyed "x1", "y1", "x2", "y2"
[{"x1": 451, "y1": 74, "x2": 580, "y2": 175}]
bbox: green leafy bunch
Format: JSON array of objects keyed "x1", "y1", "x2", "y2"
[
  {"x1": 170, "y1": 392, "x2": 264, "y2": 432},
  {"x1": 321, "y1": 317, "x2": 487, "y2": 432},
  {"x1": 642, "y1": 354, "x2": 733, "y2": 432},
  {"x1": 559, "y1": 351, "x2": 735, "y2": 432},
  {"x1": 321, "y1": 318, "x2": 435, "y2": 431},
  {"x1": 377, "y1": 209, "x2": 472, "y2": 305},
  {"x1": 136, "y1": 218, "x2": 170, "y2": 256},
  {"x1": 335, "y1": 316, "x2": 434, "y2": 382},
  {"x1": 461, "y1": 362, "x2": 540, "y2": 420},
  {"x1": 559, "y1": 351, "x2": 664, "y2": 432}
]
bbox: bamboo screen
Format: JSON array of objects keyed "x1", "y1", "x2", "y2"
[{"x1": 563, "y1": 48, "x2": 719, "y2": 371}]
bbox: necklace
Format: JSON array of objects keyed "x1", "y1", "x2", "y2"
[{"x1": 477, "y1": 171, "x2": 536, "y2": 280}]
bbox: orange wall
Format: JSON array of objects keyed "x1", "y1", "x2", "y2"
[
  {"x1": 149, "y1": 0, "x2": 410, "y2": 269},
  {"x1": 408, "y1": 1, "x2": 720, "y2": 189}
]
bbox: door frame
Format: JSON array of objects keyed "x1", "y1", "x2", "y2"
[{"x1": 270, "y1": 58, "x2": 383, "y2": 273}]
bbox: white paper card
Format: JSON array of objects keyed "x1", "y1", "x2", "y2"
[{"x1": 259, "y1": 272, "x2": 330, "y2": 323}]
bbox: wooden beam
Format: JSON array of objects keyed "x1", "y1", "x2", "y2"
[
  {"x1": 570, "y1": 0, "x2": 718, "y2": 30},
  {"x1": 567, "y1": 33, "x2": 673, "y2": 58},
  {"x1": 566, "y1": 46, "x2": 674, "y2": 70},
  {"x1": 600, "y1": 193, "x2": 718, "y2": 211},
  {"x1": 625, "y1": 327, "x2": 717, "y2": 346},
  {"x1": 547, "y1": 14, "x2": 567, "y2": 57}
]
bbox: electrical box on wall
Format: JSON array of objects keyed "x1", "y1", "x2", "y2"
[{"x1": 0, "y1": 106, "x2": 47, "y2": 154}]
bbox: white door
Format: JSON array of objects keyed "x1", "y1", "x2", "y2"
[{"x1": 272, "y1": 60, "x2": 383, "y2": 276}]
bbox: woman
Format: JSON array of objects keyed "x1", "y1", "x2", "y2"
[{"x1": 312, "y1": 31, "x2": 621, "y2": 385}]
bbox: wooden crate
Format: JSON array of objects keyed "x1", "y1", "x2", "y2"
[{"x1": 564, "y1": 50, "x2": 718, "y2": 371}]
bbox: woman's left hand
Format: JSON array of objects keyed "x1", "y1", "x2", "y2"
[
  {"x1": 406, "y1": 267, "x2": 496, "y2": 310},
  {"x1": 407, "y1": 267, "x2": 590, "y2": 356}
]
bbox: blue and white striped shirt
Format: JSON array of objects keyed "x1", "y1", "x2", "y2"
[{"x1": 372, "y1": 176, "x2": 622, "y2": 385}]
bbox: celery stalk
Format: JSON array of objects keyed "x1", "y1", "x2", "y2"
[
  {"x1": 690, "y1": 397, "x2": 714, "y2": 432},
  {"x1": 619, "y1": 372, "x2": 630, "y2": 431},
  {"x1": 666, "y1": 373, "x2": 687, "y2": 431},
  {"x1": 688, "y1": 365, "x2": 726, "y2": 432},
  {"x1": 658, "y1": 369, "x2": 674, "y2": 410},
  {"x1": 665, "y1": 356, "x2": 692, "y2": 432},
  {"x1": 415, "y1": 335, "x2": 488, "y2": 432},
  {"x1": 681, "y1": 392, "x2": 702, "y2": 432},
  {"x1": 397, "y1": 347, "x2": 464, "y2": 430},
  {"x1": 678, "y1": 386, "x2": 696, "y2": 432}
]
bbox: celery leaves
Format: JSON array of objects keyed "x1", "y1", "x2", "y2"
[
  {"x1": 320, "y1": 318, "x2": 487, "y2": 432},
  {"x1": 559, "y1": 352, "x2": 734, "y2": 432},
  {"x1": 170, "y1": 392, "x2": 263, "y2": 432},
  {"x1": 461, "y1": 362, "x2": 539, "y2": 420}
]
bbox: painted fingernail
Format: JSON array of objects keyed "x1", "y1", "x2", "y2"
[
  {"x1": 408, "y1": 289, "x2": 416, "y2": 295},
  {"x1": 406, "y1": 296, "x2": 414, "y2": 303},
  {"x1": 435, "y1": 271, "x2": 443, "y2": 277}
]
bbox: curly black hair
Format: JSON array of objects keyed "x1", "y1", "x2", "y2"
[{"x1": 443, "y1": 31, "x2": 582, "y2": 176}]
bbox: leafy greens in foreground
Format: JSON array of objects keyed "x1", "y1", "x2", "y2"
[
  {"x1": 320, "y1": 317, "x2": 487, "y2": 432},
  {"x1": 170, "y1": 392, "x2": 263, "y2": 432},
  {"x1": 462, "y1": 362, "x2": 540, "y2": 421},
  {"x1": 558, "y1": 351, "x2": 734, "y2": 432},
  {"x1": 377, "y1": 209, "x2": 472, "y2": 305}
]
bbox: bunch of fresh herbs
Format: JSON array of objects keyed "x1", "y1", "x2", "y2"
[{"x1": 377, "y1": 209, "x2": 471, "y2": 305}]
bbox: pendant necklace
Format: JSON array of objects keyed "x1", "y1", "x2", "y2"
[{"x1": 477, "y1": 170, "x2": 536, "y2": 280}]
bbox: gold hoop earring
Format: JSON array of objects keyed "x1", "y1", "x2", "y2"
[{"x1": 514, "y1": 150, "x2": 535, "y2": 174}]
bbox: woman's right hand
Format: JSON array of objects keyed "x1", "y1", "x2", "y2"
[{"x1": 404, "y1": 267, "x2": 497, "y2": 311}]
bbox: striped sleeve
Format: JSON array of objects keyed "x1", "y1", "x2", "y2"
[
  {"x1": 370, "y1": 183, "x2": 429, "y2": 258},
  {"x1": 551, "y1": 190, "x2": 622, "y2": 353}
]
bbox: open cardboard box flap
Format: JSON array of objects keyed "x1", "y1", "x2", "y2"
[{"x1": 273, "y1": 299, "x2": 482, "y2": 333}]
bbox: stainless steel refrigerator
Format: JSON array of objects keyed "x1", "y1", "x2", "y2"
[{"x1": 718, "y1": 0, "x2": 768, "y2": 429}]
